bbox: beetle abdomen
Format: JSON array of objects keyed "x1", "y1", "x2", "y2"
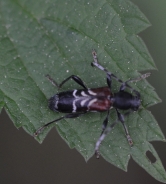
[{"x1": 48, "y1": 87, "x2": 112, "y2": 113}]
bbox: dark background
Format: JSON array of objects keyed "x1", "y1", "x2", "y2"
[{"x1": 0, "y1": 0, "x2": 166, "y2": 183}]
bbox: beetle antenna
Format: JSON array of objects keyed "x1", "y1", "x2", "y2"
[{"x1": 126, "y1": 73, "x2": 151, "y2": 84}]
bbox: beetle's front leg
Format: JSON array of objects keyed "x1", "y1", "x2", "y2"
[
  {"x1": 119, "y1": 73, "x2": 150, "y2": 97},
  {"x1": 95, "y1": 110, "x2": 132, "y2": 159},
  {"x1": 115, "y1": 109, "x2": 133, "y2": 146},
  {"x1": 91, "y1": 50, "x2": 150, "y2": 95},
  {"x1": 92, "y1": 50, "x2": 112, "y2": 88}
]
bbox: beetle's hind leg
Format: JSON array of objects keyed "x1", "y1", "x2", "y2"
[
  {"x1": 46, "y1": 74, "x2": 58, "y2": 87},
  {"x1": 34, "y1": 112, "x2": 86, "y2": 137},
  {"x1": 46, "y1": 74, "x2": 88, "y2": 89}
]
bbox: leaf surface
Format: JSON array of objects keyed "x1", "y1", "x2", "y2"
[{"x1": 0, "y1": 0, "x2": 165, "y2": 182}]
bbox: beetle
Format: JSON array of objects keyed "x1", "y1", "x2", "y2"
[{"x1": 34, "y1": 50, "x2": 150, "y2": 158}]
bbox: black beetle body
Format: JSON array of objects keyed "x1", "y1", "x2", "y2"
[{"x1": 34, "y1": 50, "x2": 149, "y2": 158}]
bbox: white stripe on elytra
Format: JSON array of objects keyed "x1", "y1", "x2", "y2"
[
  {"x1": 81, "y1": 91, "x2": 88, "y2": 96},
  {"x1": 72, "y1": 90, "x2": 78, "y2": 112},
  {"x1": 54, "y1": 95, "x2": 59, "y2": 109},
  {"x1": 72, "y1": 90, "x2": 98, "y2": 112},
  {"x1": 72, "y1": 100, "x2": 77, "y2": 112},
  {"x1": 88, "y1": 90, "x2": 97, "y2": 96},
  {"x1": 88, "y1": 98, "x2": 97, "y2": 107},
  {"x1": 80, "y1": 98, "x2": 89, "y2": 106},
  {"x1": 73, "y1": 90, "x2": 77, "y2": 98}
]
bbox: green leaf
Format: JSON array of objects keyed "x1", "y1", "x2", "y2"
[{"x1": 0, "y1": 0, "x2": 165, "y2": 182}]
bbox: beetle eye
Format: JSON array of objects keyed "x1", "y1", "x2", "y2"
[
  {"x1": 131, "y1": 96, "x2": 140, "y2": 111},
  {"x1": 132, "y1": 106, "x2": 139, "y2": 111}
]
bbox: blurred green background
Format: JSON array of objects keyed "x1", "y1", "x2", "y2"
[{"x1": 0, "y1": 0, "x2": 166, "y2": 183}]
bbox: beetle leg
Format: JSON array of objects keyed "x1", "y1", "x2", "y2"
[
  {"x1": 120, "y1": 73, "x2": 150, "y2": 96},
  {"x1": 115, "y1": 109, "x2": 133, "y2": 146},
  {"x1": 92, "y1": 50, "x2": 127, "y2": 89},
  {"x1": 95, "y1": 119, "x2": 118, "y2": 159},
  {"x1": 46, "y1": 74, "x2": 88, "y2": 89},
  {"x1": 45, "y1": 74, "x2": 58, "y2": 87},
  {"x1": 95, "y1": 110, "x2": 132, "y2": 159},
  {"x1": 92, "y1": 50, "x2": 150, "y2": 95},
  {"x1": 100, "y1": 110, "x2": 110, "y2": 136},
  {"x1": 34, "y1": 112, "x2": 86, "y2": 137}
]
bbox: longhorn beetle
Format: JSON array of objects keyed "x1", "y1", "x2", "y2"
[{"x1": 34, "y1": 50, "x2": 150, "y2": 158}]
